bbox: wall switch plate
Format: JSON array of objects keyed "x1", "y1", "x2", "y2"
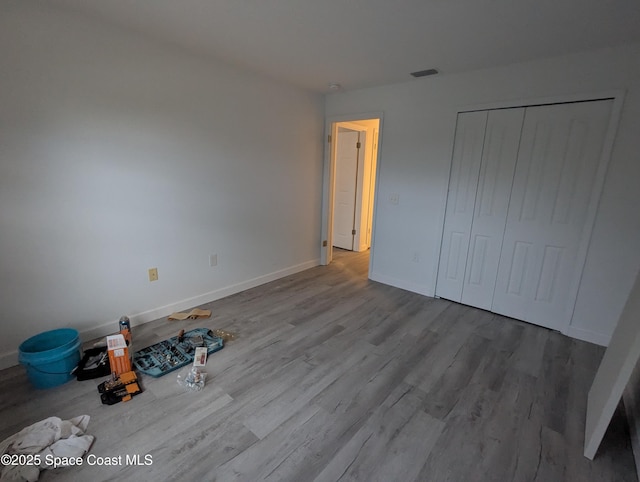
[
  {"x1": 148, "y1": 268, "x2": 158, "y2": 282},
  {"x1": 209, "y1": 254, "x2": 218, "y2": 267}
]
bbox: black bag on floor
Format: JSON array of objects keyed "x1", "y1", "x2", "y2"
[{"x1": 75, "y1": 346, "x2": 110, "y2": 381}]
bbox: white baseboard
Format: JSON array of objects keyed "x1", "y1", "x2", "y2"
[
  {"x1": 0, "y1": 350, "x2": 18, "y2": 372},
  {"x1": 369, "y1": 271, "x2": 433, "y2": 297},
  {"x1": 0, "y1": 259, "x2": 320, "y2": 371},
  {"x1": 566, "y1": 325, "x2": 611, "y2": 347}
]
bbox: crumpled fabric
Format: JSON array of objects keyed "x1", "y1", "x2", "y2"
[{"x1": 0, "y1": 415, "x2": 94, "y2": 481}]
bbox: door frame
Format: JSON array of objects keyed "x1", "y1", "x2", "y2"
[
  {"x1": 321, "y1": 112, "x2": 384, "y2": 271},
  {"x1": 335, "y1": 121, "x2": 375, "y2": 252},
  {"x1": 434, "y1": 90, "x2": 625, "y2": 339}
]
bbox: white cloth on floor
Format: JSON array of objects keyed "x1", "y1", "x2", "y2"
[{"x1": 0, "y1": 415, "x2": 94, "y2": 482}]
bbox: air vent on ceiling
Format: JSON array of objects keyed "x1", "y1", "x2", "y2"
[{"x1": 410, "y1": 68, "x2": 439, "y2": 78}]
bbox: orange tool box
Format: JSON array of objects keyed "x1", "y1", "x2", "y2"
[{"x1": 106, "y1": 333, "x2": 131, "y2": 376}]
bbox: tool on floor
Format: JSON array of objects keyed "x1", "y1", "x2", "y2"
[
  {"x1": 177, "y1": 335, "x2": 210, "y2": 391},
  {"x1": 98, "y1": 370, "x2": 142, "y2": 405},
  {"x1": 132, "y1": 328, "x2": 223, "y2": 378},
  {"x1": 106, "y1": 333, "x2": 131, "y2": 376}
]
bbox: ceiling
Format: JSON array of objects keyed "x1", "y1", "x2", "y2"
[{"x1": 51, "y1": 0, "x2": 640, "y2": 93}]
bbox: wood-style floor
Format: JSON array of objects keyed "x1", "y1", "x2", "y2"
[{"x1": 0, "y1": 249, "x2": 636, "y2": 481}]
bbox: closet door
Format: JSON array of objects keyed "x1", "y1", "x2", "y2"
[
  {"x1": 436, "y1": 111, "x2": 487, "y2": 302},
  {"x1": 460, "y1": 108, "x2": 525, "y2": 310},
  {"x1": 491, "y1": 100, "x2": 613, "y2": 331}
]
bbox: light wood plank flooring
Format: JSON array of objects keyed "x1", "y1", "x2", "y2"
[{"x1": 0, "y1": 249, "x2": 636, "y2": 481}]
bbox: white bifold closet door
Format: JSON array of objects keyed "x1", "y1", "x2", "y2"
[
  {"x1": 491, "y1": 100, "x2": 613, "y2": 329},
  {"x1": 459, "y1": 108, "x2": 525, "y2": 310},
  {"x1": 437, "y1": 99, "x2": 613, "y2": 332},
  {"x1": 435, "y1": 110, "x2": 488, "y2": 303}
]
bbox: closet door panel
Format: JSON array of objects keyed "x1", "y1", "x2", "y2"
[
  {"x1": 492, "y1": 100, "x2": 613, "y2": 330},
  {"x1": 460, "y1": 108, "x2": 525, "y2": 310},
  {"x1": 436, "y1": 111, "x2": 487, "y2": 302}
]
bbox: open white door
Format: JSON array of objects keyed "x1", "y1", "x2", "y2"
[
  {"x1": 585, "y1": 270, "x2": 640, "y2": 459},
  {"x1": 333, "y1": 129, "x2": 360, "y2": 250}
]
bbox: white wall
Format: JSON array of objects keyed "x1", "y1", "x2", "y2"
[
  {"x1": 326, "y1": 43, "x2": 640, "y2": 345},
  {"x1": 0, "y1": 1, "x2": 324, "y2": 367}
]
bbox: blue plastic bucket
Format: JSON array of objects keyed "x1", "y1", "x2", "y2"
[{"x1": 18, "y1": 328, "x2": 81, "y2": 389}]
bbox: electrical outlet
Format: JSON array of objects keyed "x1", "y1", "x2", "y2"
[
  {"x1": 389, "y1": 193, "x2": 400, "y2": 205},
  {"x1": 412, "y1": 253, "x2": 420, "y2": 263},
  {"x1": 148, "y1": 268, "x2": 158, "y2": 282},
  {"x1": 209, "y1": 254, "x2": 218, "y2": 267}
]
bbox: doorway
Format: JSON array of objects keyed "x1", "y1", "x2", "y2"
[{"x1": 321, "y1": 115, "x2": 382, "y2": 271}]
